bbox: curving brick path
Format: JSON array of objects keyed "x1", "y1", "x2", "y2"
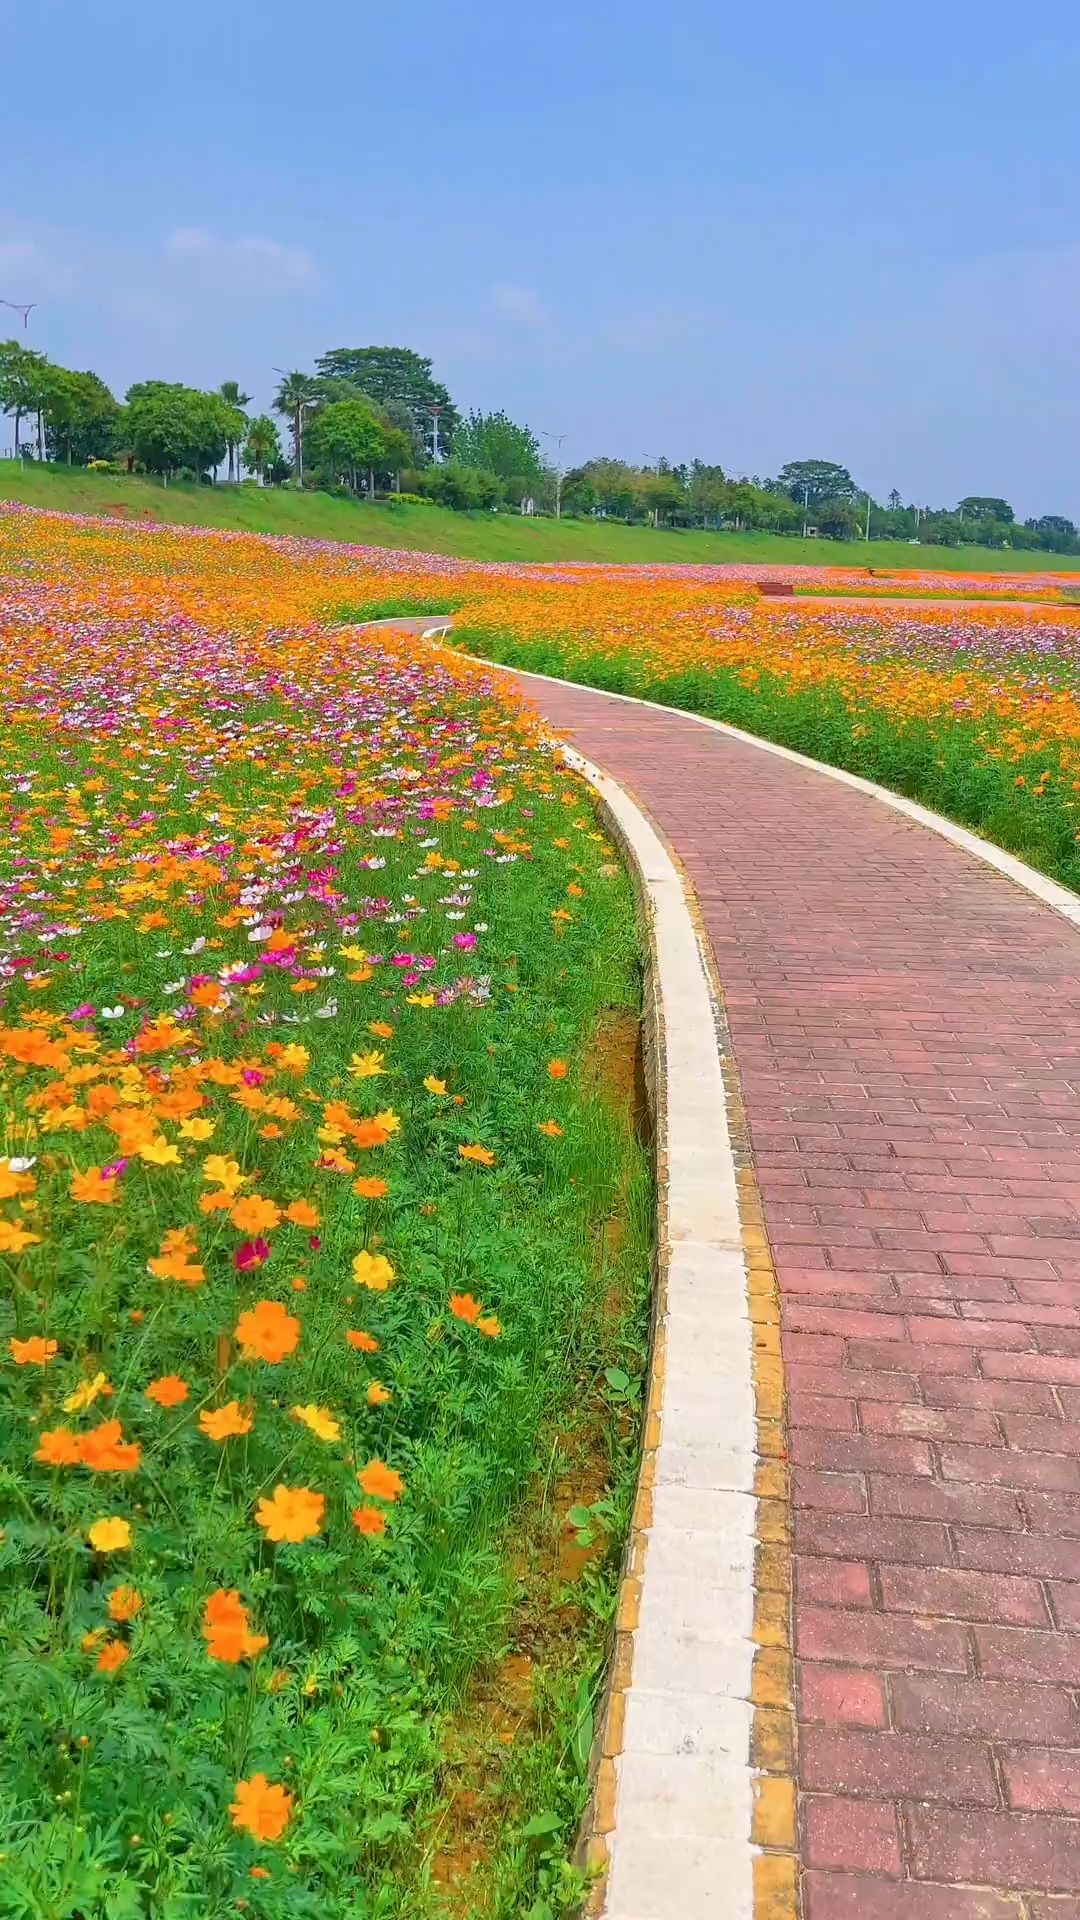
[{"x1": 510, "y1": 672, "x2": 1080, "y2": 1920}]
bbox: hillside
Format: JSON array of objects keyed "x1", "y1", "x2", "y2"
[{"x1": 2, "y1": 461, "x2": 1078, "y2": 571}]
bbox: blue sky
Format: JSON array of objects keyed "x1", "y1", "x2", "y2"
[{"x1": 4, "y1": 0, "x2": 1079, "y2": 517}]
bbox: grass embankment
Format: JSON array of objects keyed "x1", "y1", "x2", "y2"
[
  {"x1": 0, "y1": 512, "x2": 652, "y2": 1919},
  {"x1": 3, "y1": 461, "x2": 1078, "y2": 572},
  {"x1": 453, "y1": 616, "x2": 1080, "y2": 897}
]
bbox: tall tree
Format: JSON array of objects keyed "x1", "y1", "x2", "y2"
[
  {"x1": 241, "y1": 414, "x2": 282, "y2": 483},
  {"x1": 313, "y1": 347, "x2": 459, "y2": 458},
  {"x1": 43, "y1": 368, "x2": 120, "y2": 465},
  {"x1": 122, "y1": 383, "x2": 236, "y2": 480},
  {"x1": 450, "y1": 411, "x2": 544, "y2": 497},
  {"x1": 778, "y1": 459, "x2": 860, "y2": 508},
  {"x1": 218, "y1": 381, "x2": 252, "y2": 480},
  {"x1": 958, "y1": 495, "x2": 1014, "y2": 523},
  {"x1": 0, "y1": 340, "x2": 51, "y2": 457},
  {"x1": 272, "y1": 371, "x2": 319, "y2": 486},
  {"x1": 304, "y1": 398, "x2": 387, "y2": 494}
]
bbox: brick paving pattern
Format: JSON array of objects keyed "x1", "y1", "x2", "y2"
[{"x1": 515, "y1": 674, "x2": 1080, "y2": 1919}]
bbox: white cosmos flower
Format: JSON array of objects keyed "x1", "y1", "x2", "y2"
[
  {"x1": 100, "y1": 1006, "x2": 125, "y2": 1019},
  {"x1": 8, "y1": 1157, "x2": 36, "y2": 1172}
]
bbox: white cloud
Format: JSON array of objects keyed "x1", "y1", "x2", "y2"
[
  {"x1": 493, "y1": 284, "x2": 550, "y2": 328},
  {"x1": 165, "y1": 227, "x2": 318, "y2": 291}
]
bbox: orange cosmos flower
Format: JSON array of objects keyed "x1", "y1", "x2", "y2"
[
  {"x1": 346, "y1": 1329, "x2": 380, "y2": 1352},
  {"x1": 199, "y1": 1401, "x2": 254, "y2": 1441},
  {"x1": 108, "y1": 1584, "x2": 143, "y2": 1623},
  {"x1": 478, "y1": 1315, "x2": 502, "y2": 1339},
  {"x1": 235, "y1": 1299, "x2": 301, "y2": 1363},
  {"x1": 368, "y1": 1022, "x2": 393, "y2": 1038},
  {"x1": 353, "y1": 1176, "x2": 388, "y2": 1199},
  {"x1": 36, "y1": 1425, "x2": 82, "y2": 1466},
  {"x1": 10, "y1": 1335, "x2": 58, "y2": 1365},
  {"x1": 70, "y1": 1167, "x2": 117, "y2": 1206},
  {"x1": 357, "y1": 1459, "x2": 404, "y2": 1503},
  {"x1": 547, "y1": 1058, "x2": 569, "y2": 1079},
  {"x1": 255, "y1": 1485, "x2": 325, "y2": 1543},
  {"x1": 449, "y1": 1293, "x2": 482, "y2": 1325},
  {"x1": 230, "y1": 1773, "x2": 294, "y2": 1843},
  {"x1": 202, "y1": 1589, "x2": 268, "y2": 1663},
  {"x1": 198, "y1": 1189, "x2": 234, "y2": 1214},
  {"x1": 350, "y1": 1118, "x2": 390, "y2": 1149},
  {"x1": 283, "y1": 1199, "x2": 319, "y2": 1228},
  {"x1": 230, "y1": 1195, "x2": 281, "y2": 1236},
  {"x1": 145, "y1": 1373, "x2": 189, "y2": 1407},
  {"x1": 96, "y1": 1639, "x2": 130, "y2": 1674},
  {"x1": 538, "y1": 1120, "x2": 563, "y2": 1137},
  {"x1": 367, "y1": 1381, "x2": 392, "y2": 1406},
  {"x1": 458, "y1": 1143, "x2": 495, "y2": 1166},
  {"x1": 352, "y1": 1506, "x2": 387, "y2": 1536},
  {"x1": 77, "y1": 1419, "x2": 142, "y2": 1472}
]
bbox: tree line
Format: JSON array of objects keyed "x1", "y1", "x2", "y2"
[{"x1": 0, "y1": 339, "x2": 1074, "y2": 552}]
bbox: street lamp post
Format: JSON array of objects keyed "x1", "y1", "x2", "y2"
[
  {"x1": 429, "y1": 404, "x2": 444, "y2": 463},
  {"x1": 542, "y1": 430, "x2": 567, "y2": 518}
]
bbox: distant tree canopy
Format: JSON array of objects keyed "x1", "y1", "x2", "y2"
[
  {"x1": 1, "y1": 333, "x2": 1076, "y2": 547},
  {"x1": 450, "y1": 412, "x2": 545, "y2": 495},
  {"x1": 959, "y1": 495, "x2": 1014, "y2": 523},
  {"x1": 778, "y1": 459, "x2": 859, "y2": 507},
  {"x1": 313, "y1": 347, "x2": 459, "y2": 458},
  {"x1": 122, "y1": 383, "x2": 245, "y2": 479}
]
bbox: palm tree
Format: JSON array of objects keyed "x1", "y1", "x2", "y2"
[
  {"x1": 272, "y1": 371, "x2": 319, "y2": 488},
  {"x1": 218, "y1": 381, "x2": 252, "y2": 481},
  {"x1": 242, "y1": 414, "x2": 280, "y2": 484}
]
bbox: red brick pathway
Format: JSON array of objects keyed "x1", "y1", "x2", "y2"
[{"x1": 513, "y1": 673, "x2": 1080, "y2": 1920}]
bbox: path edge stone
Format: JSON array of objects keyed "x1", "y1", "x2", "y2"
[{"x1": 557, "y1": 742, "x2": 795, "y2": 1920}]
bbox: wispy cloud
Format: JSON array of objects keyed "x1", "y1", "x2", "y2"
[
  {"x1": 493, "y1": 284, "x2": 550, "y2": 328},
  {"x1": 165, "y1": 228, "x2": 318, "y2": 291}
]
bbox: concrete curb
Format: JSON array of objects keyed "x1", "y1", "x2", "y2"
[{"x1": 554, "y1": 742, "x2": 761, "y2": 1920}]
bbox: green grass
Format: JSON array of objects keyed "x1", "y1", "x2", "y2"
[
  {"x1": 3, "y1": 462, "x2": 1078, "y2": 571},
  {"x1": 0, "y1": 554, "x2": 654, "y2": 1918}
]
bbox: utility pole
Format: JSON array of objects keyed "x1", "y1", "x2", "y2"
[
  {"x1": 865, "y1": 492, "x2": 872, "y2": 543},
  {"x1": 542, "y1": 430, "x2": 567, "y2": 518},
  {"x1": 802, "y1": 484, "x2": 810, "y2": 539},
  {"x1": 429, "y1": 404, "x2": 444, "y2": 463}
]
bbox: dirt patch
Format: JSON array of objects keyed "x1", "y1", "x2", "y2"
[
  {"x1": 429, "y1": 1436, "x2": 615, "y2": 1912},
  {"x1": 585, "y1": 1008, "x2": 651, "y2": 1146}
]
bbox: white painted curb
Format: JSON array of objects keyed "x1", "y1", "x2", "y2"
[
  {"x1": 564, "y1": 744, "x2": 757, "y2": 1920},
  {"x1": 424, "y1": 625, "x2": 1080, "y2": 934}
]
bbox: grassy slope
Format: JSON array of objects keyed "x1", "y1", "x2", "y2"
[{"x1": 3, "y1": 462, "x2": 1078, "y2": 572}]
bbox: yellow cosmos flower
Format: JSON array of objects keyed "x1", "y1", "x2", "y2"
[
  {"x1": 423, "y1": 1076, "x2": 447, "y2": 1096},
  {"x1": 291, "y1": 1404, "x2": 341, "y2": 1443},
  {"x1": 138, "y1": 1136, "x2": 181, "y2": 1166},
  {"x1": 179, "y1": 1116, "x2": 216, "y2": 1140},
  {"x1": 349, "y1": 1051, "x2": 385, "y2": 1079},
  {"x1": 64, "y1": 1371, "x2": 113, "y2": 1413},
  {"x1": 202, "y1": 1155, "x2": 248, "y2": 1193},
  {"x1": 88, "y1": 1517, "x2": 132, "y2": 1552},
  {"x1": 352, "y1": 1250, "x2": 395, "y2": 1292}
]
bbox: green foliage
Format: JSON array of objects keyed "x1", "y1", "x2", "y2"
[
  {"x1": 304, "y1": 399, "x2": 386, "y2": 491},
  {"x1": 241, "y1": 415, "x2": 283, "y2": 482},
  {"x1": 778, "y1": 458, "x2": 859, "y2": 506},
  {"x1": 121, "y1": 384, "x2": 244, "y2": 480},
  {"x1": 313, "y1": 349, "x2": 459, "y2": 459},
  {"x1": 450, "y1": 412, "x2": 545, "y2": 496},
  {"x1": 43, "y1": 369, "x2": 121, "y2": 466}
]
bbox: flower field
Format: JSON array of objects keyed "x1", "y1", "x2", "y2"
[
  {"x1": 0, "y1": 507, "x2": 652, "y2": 1918},
  {"x1": 452, "y1": 577, "x2": 1080, "y2": 891}
]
